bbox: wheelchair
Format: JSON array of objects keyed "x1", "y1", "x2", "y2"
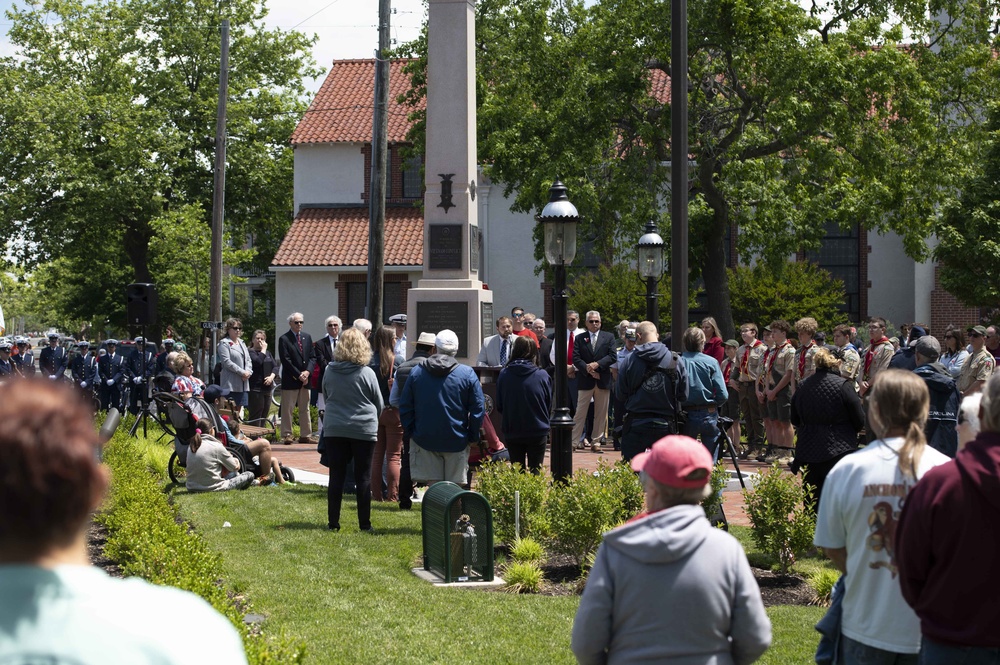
[{"x1": 154, "y1": 391, "x2": 294, "y2": 485}]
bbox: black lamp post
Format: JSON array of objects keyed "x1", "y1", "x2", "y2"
[
  {"x1": 637, "y1": 219, "x2": 665, "y2": 328},
  {"x1": 537, "y1": 180, "x2": 579, "y2": 483}
]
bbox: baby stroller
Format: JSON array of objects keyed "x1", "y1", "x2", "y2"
[{"x1": 153, "y1": 391, "x2": 294, "y2": 485}]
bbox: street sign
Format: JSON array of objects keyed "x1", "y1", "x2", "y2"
[{"x1": 201, "y1": 321, "x2": 225, "y2": 330}]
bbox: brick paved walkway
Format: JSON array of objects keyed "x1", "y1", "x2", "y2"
[{"x1": 274, "y1": 440, "x2": 766, "y2": 527}]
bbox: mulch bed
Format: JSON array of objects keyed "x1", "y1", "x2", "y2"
[{"x1": 87, "y1": 520, "x2": 122, "y2": 578}]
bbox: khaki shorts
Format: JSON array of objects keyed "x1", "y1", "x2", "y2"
[{"x1": 410, "y1": 441, "x2": 469, "y2": 486}]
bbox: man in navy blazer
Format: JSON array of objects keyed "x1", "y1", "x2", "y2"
[
  {"x1": 572, "y1": 310, "x2": 617, "y2": 452},
  {"x1": 278, "y1": 312, "x2": 315, "y2": 444}
]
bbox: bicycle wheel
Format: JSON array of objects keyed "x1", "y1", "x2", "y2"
[
  {"x1": 270, "y1": 383, "x2": 280, "y2": 408},
  {"x1": 168, "y1": 451, "x2": 186, "y2": 484}
]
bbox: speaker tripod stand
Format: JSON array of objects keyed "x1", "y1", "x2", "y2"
[{"x1": 129, "y1": 326, "x2": 155, "y2": 439}]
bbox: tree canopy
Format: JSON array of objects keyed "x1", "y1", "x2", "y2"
[
  {"x1": 400, "y1": 0, "x2": 997, "y2": 338},
  {"x1": 0, "y1": 0, "x2": 319, "y2": 335}
]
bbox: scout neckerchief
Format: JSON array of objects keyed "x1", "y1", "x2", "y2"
[
  {"x1": 769, "y1": 341, "x2": 790, "y2": 374},
  {"x1": 864, "y1": 337, "x2": 887, "y2": 380},
  {"x1": 740, "y1": 339, "x2": 761, "y2": 376},
  {"x1": 797, "y1": 341, "x2": 815, "y2": 378}
]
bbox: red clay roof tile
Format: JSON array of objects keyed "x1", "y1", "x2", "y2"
[
  {"x1": 272, "y1": 206, "x2": 423, "y2": 267},
  {"x1": 291, "y1": 59, "x2": 423, "y2": 146}
]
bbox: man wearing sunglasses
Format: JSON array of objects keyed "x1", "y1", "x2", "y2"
[
  {"x1": 572, "y1": 311, "x2": 616, "y2": 453},
  {"x1": 278, "y1": 312, "x2": 316, "y2": 444},
  {"x1": 958, "y1": 325, "x2": 995, "y2": 398},
  {"x1": 510, "y1": 307, "x2": 539, "y2": 346}
]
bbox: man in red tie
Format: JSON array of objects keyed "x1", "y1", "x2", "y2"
[{"x1": 278, "y1": 312, "x2": 315, "y2": 445}]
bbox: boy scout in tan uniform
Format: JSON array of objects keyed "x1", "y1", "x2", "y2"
[
  {"x1": 833, "y1": 324, "x2": 861, "y2": 390},
  {"x1": 859, "y1": 317, "x2": 895, "y2": 399},
  {"x1": 763, "y1": 320, "x2": 796, "y2": 464},
  {"x1": 792, "y1": 317, "x2": 819, "y2": 394},
  {"x1": 958, "y1": 325, "x2": 996, "y2": 396},
  {"x1": 737, "y1": 323, "x2": 767, "y2": 458}
]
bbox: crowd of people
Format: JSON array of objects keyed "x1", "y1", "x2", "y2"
[{"x1": 2, "y1": 303, "x2": 998, "y2": 664}]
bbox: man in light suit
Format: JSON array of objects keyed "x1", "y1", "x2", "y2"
[
  {"x1": 477, "y1": 317, "x2": 515, "y2": 367},
  {"x1": 278, "y1": 312, "x2": 315, "y2": 445},
  {"x1": 572, "y1": 310, "x2": 617, "y2": 453}
]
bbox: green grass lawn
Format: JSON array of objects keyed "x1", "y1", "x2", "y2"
[{"x1": 167, "y1": 478, "x2": 827, "y2": 664}]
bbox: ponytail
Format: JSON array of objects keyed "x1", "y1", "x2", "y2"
[{"x1": 897, "y1": 420, "x2": 926, "y2": 479}]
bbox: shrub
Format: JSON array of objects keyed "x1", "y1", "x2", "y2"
[
  {"x1": 594, "y1": 459, "x2": 644, "y2": 525},
  {"x1": 504, "y1": 561, "x2": 544, "y2": 594},
  {"x1": 476, "y1": 461, "x2": 551, "y2": 544},
  {"x1": 728, "y1": 261, "x2": 846, "y2": 334},
  {"x1": 700, "y1": 461, "x2": 729, "y2": 521},
  {"x1": 510, "y1": 537, "x2": 546, "y2": 565},
  {"x1": 99, "y1": 433, "x2": 306, "y2": 664},
  {"x1": 807, "y1": 568, "x2": 841, "y2": 607},
  {"x1": 545, "y1": 468, "x2": 620, "y2": 567},
  {"x1": 742, "y1": 463, "x2": 816, "y2": 574}
]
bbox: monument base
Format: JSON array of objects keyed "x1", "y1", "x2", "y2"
[{"x1": 406, "y1": 282, "x2": 494, "y2": 364}]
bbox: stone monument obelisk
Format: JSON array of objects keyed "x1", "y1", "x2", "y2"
[{"x1": 406, "y1": 0, "x2": 493, "y2": 363}]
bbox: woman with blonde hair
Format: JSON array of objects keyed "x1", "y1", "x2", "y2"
[
  {"x1": 814, "y1": 370, "x2": 950, "y2": 664},
  {"x1": 321, "y1": 327, "x2": 383, "y2": 532},
  {"x1": 170, "y1": 351, "x2": 204, "y2": 399},
  {"x1": 700, "y1": 317, "x2": 725, "y2": 364},
  {"x1": 790, "y1": 347, "x2": 864, "y2": 510}
]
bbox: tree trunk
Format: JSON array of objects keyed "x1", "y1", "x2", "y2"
[{"x1": 698, "y1": 160, "x2": 735, "y2": 340}]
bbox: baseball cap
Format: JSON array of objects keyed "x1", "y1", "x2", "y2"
[
  {"x1": 631, "y1": 435, "x2": 713, "y2": 489},
  {"x1": 435, "y1": 329, "x2": 459, "y2": 354},
  {"x1": 724, "y1": 339, "x2": 739, "y2": 348},
  {"x1": 908, "y1": 325, "x2": 927, "y2": 342},
  {"x1": 912, "y1": 335, "x2": 940, "y2": 361},
  {"x1": 967, "y1": 325, "x2": 987, "y2": 336},
  {"x1": 203, "y1": 385, "x2": 231, "y2": 403},
  {"x1": 416, "y1": 332, "x2": 436, "y2": 347}
]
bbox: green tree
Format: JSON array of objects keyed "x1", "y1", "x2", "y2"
[
  {"x1": 727, "y1": 262, "x2": 847, "y2": 333},
  {"x1": 399, "y1": 0, "x2": 995, "y2": 338},
  {"x1": 566, "y1": 263, "x2": 700, "y2": 331},
  {"x1": 934, "y1": 102, "x2": 1000, "y2": 306},
  {"x1": 0, "y1": 0, "x2": 319, "y2": 330}
]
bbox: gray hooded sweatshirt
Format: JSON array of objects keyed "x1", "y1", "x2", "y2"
[
  {"x1": 571, "y1": 504, "x2": 771, "y2": 665},
  {"x1": 322, "y1": 360, "x2": 383, "y2": 442}
]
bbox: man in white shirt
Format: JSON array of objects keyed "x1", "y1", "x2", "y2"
[{"x1": 389, "y1": 313, "x2": 407, "y2": 357}]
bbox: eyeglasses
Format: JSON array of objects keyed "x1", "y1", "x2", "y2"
[
  {"x1": 588, "y1": 320, "x2": 601, "y2": 324},
  {"x1": 292, "y1": 320, "x2": 304, "y2": 324}
]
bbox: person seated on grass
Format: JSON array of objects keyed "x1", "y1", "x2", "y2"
[
  {"x1": 202, "y1": 385, "x2": 285, "y2": 486},
  {"x1": 185, "y1": 419, "x2": 258, "y2": 492},
  {"x1": 0, "y1": 378, "x2": 248, "y2": 664},
  {"x1": 571, "y1": 435, "x2": 771, "y2": 665}
]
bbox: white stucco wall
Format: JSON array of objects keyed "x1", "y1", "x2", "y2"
[
  {"x1": 867, "y1": 230, "x2": 916, "y2": 329},
  {"x1": 293, "y1": 143, "x2": 365, "y2": 212},
  {"x1": 273, "y1": 270, "x2": 340, "y2": 344},
  {"x1": 479, "y1": 179, "x2": 546, "y2": 322}
]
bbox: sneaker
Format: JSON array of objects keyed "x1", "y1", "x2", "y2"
[
  {"x1": 776, "y1": 450, "x2": 795, "y2": 465},
  {"x1": 256, "y1": 471, "x2": 276, "y2": 486},
  {"x1": 756, "y1": 448, "x2": 773, "y2": 463},
  {"x1": 762, "y1": 448, "x2": 792, "y2": 465}
]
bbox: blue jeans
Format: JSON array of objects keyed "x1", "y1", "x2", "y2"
[
  {"x1": 682, "y1": 408, "x2": 721, "y2": 460},
  {"x1": 841, "y1": 635, "x2": 917, "y2": 665},
  {"x1": 920, "y1": 637, "x2": 1000, "y2": 665},
  {"x1": 621, "y1": 419, "x2": 673, "y2": 462}
]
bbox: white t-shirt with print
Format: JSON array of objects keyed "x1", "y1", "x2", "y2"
[{"x1": 814, "y1": 437, "x2": 950, "y2": 653}]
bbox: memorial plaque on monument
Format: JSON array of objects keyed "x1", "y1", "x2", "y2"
[
  {"x1": 470, "y1": 225, "x2": 480, "y2": 273},
  {"x1": 417, "y1": 301, "x2": 470, "y2": 358},
  {"x1": 428, "y1": 224, "x2": 463, "y2": 270},
  {"x1": 480, "y1": 302, "x2": 493, "y2": 341}
]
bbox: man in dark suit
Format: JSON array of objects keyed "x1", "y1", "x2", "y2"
[
  {"x1": 313, "y1": 315, "x2": 341, "y2": 429},
  {"x1": 98, "y1": 339, "x2": 125, "y2": 411},
  {"x1": 39, "y1": 332, "x2": 68, "y2": 380},
  {"x1": 126, "y1": 337, "x2": 156, "y2": 415},
  {"x1": 278, "y1": 312, "x2": 316, "y2": 444},
  {"x1": 572, "y1": 310, "x2": 616, "y2": 453},
  {"x1": 534, "y1": 319, "x2": 554, "y2": 375}
]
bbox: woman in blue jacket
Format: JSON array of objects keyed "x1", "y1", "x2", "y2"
[{"x1": 496, "y1": 336, "x2": 551, "y2": 473}]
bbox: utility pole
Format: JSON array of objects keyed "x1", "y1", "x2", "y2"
[
  {"x1": 367, "y1": 0, "x2": 390, "y2": 330},
  {"x1": 210, "y1": 19, "x2": 229, "y2": 365},
  {"x1": 670, "y1": 0, "x2": 688, "y2": 352}
]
